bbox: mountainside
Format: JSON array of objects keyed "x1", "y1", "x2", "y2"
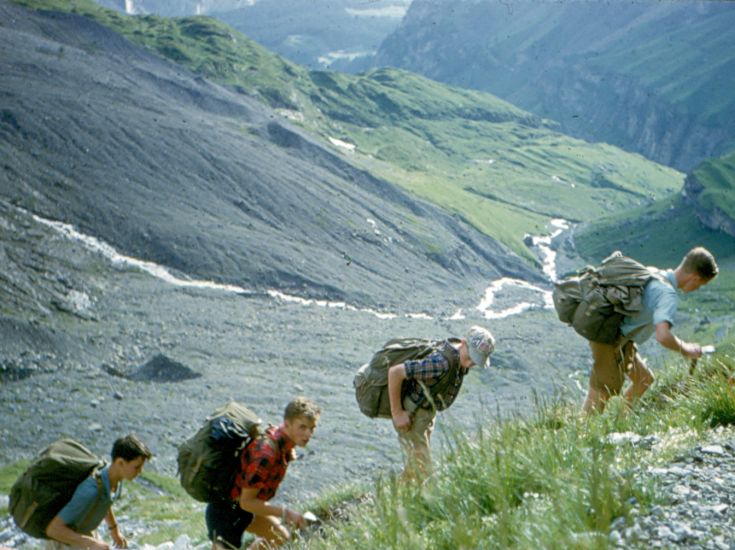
[
  {"x1": 0, "y1": 0, "x2": 539, "y2": 311},
  {"x1": 374, "y1": 0, "x2": 735, "y2": 171},
  {"x1": 5, "y1": 0, "x2": 685, "y2": 272}
]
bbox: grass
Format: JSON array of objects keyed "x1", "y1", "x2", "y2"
[
  {"x1": 12, "y1": 0, "x2": 684, "y2": 263},
  {"x1": 291, "y1": 352, "x2": 735, "y2": 550},
  {"x1": 2, "y1": 355, "x2": 734, "y2": 549}
]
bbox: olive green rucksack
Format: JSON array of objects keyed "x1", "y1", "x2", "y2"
[
  {"x1": 552, "y1": 251, "x2": 668, "y2": 344},
  {"x1": 353, "y1": 338, "x2": 460, "y2": 418},
  {"x1": 9, "y1": 439, "x2": 106, "y2": 539},
  {"x1": 177, "y1": 401, "x2": 263, "y2": 503}
]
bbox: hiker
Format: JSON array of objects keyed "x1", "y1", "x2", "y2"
[
  {"x1": 387, "y1": 326, "x2": 495, "y2": 480},
  {"x1": 205, "y1": 396, "x2": 320, "y2": 550},
  {"x1": 582, "y1": 247, "x2": 718, "y2": 414},
  {"x1": 45, "y1": 435, "x2": 152, "y2": 550}
]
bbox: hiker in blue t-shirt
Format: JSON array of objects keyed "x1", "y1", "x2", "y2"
[
  {"x1": 583, "y1": 247, "x2": 719, "y2": 414},
  {"x1": 45, "y1": 435, "x2": 152, "y2": 550}
]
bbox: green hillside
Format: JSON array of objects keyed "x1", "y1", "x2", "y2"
[
  {"x1": 691, "y1": 152, "x2": 735, "y2": 221},
  {"x1": 14, "y1": 0, "x2": 683, "y2": 263}
]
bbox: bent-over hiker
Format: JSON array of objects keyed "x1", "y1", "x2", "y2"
[
  {"x1": 583, "y1": 247, "x2": 718, "y2": 414},
  {"x1": 45, "y1": 435, "x2": 152, "y2": 550},
  {"x1": 388, "y1": 326, "x2": 494, "y2": 480},
  {"x1": 205, "y1": 397, "x2": 320, "y2": 550}
]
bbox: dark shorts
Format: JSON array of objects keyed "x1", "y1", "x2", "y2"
[{"x1": 205, "y1": 500, "x2": 254, "y2": 549}]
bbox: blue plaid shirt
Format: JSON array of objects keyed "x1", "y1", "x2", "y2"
[{"x1": 403, "y1": 342, "x2": 466, "y2": 411}]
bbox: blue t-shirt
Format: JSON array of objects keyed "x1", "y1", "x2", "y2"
[
  {"x1": 620, "y1": 270, "x2": 678, "y2": 344},
  {"x1": 58, "y1": 466, "x2": 121, "y2": 534}
]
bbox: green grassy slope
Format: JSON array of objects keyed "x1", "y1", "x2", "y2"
[
  {"x1": 691, "y1": 152, "x2": 735, "y2": 221},
  {"x1": 12, "y1": 0, "x2": 683, "y2": 263}
]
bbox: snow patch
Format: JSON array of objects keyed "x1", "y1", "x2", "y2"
[{"x1": 328, "y1": 137, "x2": 356, "y2": 152}]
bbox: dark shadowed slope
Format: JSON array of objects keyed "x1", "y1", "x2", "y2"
[{"x1": 0, "y1": 0, "x2": 539, "y2": 311}]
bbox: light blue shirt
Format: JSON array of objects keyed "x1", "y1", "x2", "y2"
[
  {"x1": 620, "y1": 270, "x2": 678, "y2": 344},
  {"x1": 58, "y1": 466, "x2": 121, "y2": 534}
]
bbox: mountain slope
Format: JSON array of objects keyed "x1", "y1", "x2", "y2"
[
  {"x1": 10, "y1": 0, "x2": 686, "y2": 266},
  {"x1": 0, "y1": 0, "x2": 541, "y2": 311},
  {"x1": 374, "y1": 0, "x2": 735, "y2": 171}
]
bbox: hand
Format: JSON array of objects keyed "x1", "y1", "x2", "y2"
[
  {"x1": 392, "y1": 410, "x2": 411, "y2": 433},
  {"x1": 88, "y1": 540, "x2": 111, "y2": 550},
  {"x1": 680, "y1": 342, "x2": 702, "y2": 359},
  {"x1": 283, "y1": 508, "x2": 307, "y2": 529},
  {"x1": 111, "y1": 528, "x2": 128, "y2": 549}
]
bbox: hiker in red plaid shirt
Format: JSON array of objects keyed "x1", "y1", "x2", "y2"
[{"x1": 205, "y1": 397, "x2": 320, "y2": 550}]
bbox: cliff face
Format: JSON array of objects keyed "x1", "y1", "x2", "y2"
[{"x1": 375, "y1": 0, "x2": 735, "y2": 171}]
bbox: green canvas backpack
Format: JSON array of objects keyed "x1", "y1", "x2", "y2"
[
  {"x1": 354, "y1": 338, "x2": 460, "y2": 418},
  {"x1": 177, "y1": 401, "x2": 263, "y2": 503},
  {"x1": 552, "y1": 251, "x2": 668, "y2": 344},
  {"x1": 9, "y1": 438, "x2": 106, "y2": 539}
]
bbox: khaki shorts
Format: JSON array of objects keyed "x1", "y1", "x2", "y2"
[
  {"x1": 589, "y1": 338, "x2": 638, "y2": 394},
  {"x1": 397, "y1": 397, "x2": 436, "y2": 466}
]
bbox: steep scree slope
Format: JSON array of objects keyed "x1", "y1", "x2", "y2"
[{"x1": 0, "y1": 1, "x2": 539, "y2": 310}]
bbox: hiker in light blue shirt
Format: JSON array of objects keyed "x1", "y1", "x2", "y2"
[
  {"x1": 46, "y1": 435, "x2": 152, "y2": 550},
  {"x1": 583, "y1": 247, "x2": 719, "y2": 414}
]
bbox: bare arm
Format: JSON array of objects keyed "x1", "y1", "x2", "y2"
[
  {"x1": 655, "y1": 322, "x2": 701, "y2": 359},
  {"x1": 388, "y1": 364, "x2": 411, "y2": 432},
  {"x1": 46, "y1": 516, "x2": 110, "y2": 550},
  {"x1": 239, "y1": 487, "x2": 305, "y2": 528},
  {"x1": 104, "y1": 509, "x2": 126, "y2": 548}
]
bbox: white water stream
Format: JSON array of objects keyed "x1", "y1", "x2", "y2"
[{"x1": 28, "y1": 210, "x2": 568, "y2": 322}]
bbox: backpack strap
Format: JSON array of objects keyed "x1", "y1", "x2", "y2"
[
  {"x1": 409, "y1": 339, "x2": 461, "y2": 412},
  {"x1": 77, "y1": 468, "x2": 107, "y2": 534}
]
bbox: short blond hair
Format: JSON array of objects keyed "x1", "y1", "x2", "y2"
[{"x1": 284, "y1": 396, "x2": 321, "y2": 422}]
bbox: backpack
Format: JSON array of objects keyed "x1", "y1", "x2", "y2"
[
  {"x1": 552, "y1": 251, "x2": 667, "y2": 344},
  {"x1": 9, "y1": 438, "x2": 106, "y2": 539},
  {"x1": 177, "y1": 401, "x2": 263, "y2": 503},
  {"x1": 353, "y1": 338, "x2": 459, "y2": 418}
]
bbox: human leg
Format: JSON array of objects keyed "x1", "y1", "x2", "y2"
[
  {"x1": 205, "y1": 501, "x2": 254, "y2": 550},
  {"x1": 245, "y1": 514, "x2": 289, "y2": 550},
  {"x1": 583, "y1": 340, "x2": 626, "y2": 415},
  {"x1": 397, "y1": 405, "x2": 436, "y2": 480},
  {"x1": 624, "y1": 350, "x2": 654, "y2": 406}
]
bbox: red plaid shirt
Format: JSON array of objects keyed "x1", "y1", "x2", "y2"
[{"x1": 230, "y1": 425, "x2": 294, "y2": 502}]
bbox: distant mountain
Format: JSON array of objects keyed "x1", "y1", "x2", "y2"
[
  {"x1": 93, "y1": 0, "x2": 411, "y2": 71},
  {"x1": 374, "y1": 0, "x2": 735, "y2": 172},
  {"x1": 0, "y1": 0, "x2": 541, "y2": 311}
]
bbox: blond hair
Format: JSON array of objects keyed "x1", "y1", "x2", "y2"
[{"x1": 284, "y1": 396, "x2": 321, "y2": 422}]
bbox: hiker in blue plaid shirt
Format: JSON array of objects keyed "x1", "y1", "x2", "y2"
[{"x1": 388, "y1": 325, "x2": 495, "y2": 480}]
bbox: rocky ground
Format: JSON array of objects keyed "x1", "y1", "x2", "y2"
[
  {"x1": 0, "y1": 200, "x2": 589, "y2": 531},
  {"x1": 611, "y1": 427, "x2": 735, "y2": 549}
]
